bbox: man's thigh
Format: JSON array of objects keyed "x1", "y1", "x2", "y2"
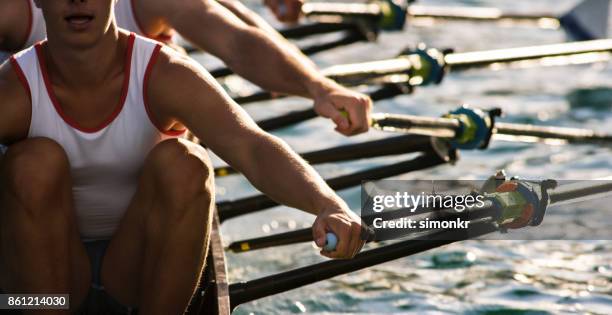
[{"x1": 101, "y1": 138, "x2": 214, "y2": 305}]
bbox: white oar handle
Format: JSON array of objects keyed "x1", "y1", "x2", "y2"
[{"x1": 323, "y1": 232, "x2": 338, "y2": 252}]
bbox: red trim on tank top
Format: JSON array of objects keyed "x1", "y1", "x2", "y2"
[
  {"x1": 35, "y1": 34, "x2": 136, "y2": 133},
  {"x1": 9, "y1": 56, "x2": 32, "y2": 134},
  {"x1": 9, "y1": 57, "x2": 32, "y2": 102},
  {"x1": 20, "y1": 0, "x2": 33, "y2": 49},
  {"x1": 142, "y1": 44, "x2": 187, "y2": 137}
]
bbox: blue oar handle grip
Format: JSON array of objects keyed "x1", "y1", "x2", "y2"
[
  {"x1": 323, "y1": 232, "x2": 338, "y2": 252},
  {"x1": 323, "y1": 226, "x2": 376, "y2": 252}
]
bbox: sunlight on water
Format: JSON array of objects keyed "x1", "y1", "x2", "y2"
[{"x1": 206, "y1": 0, "x2": 612, "y2": 314}]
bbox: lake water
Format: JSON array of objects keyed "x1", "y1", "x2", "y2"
[{"x1": 191, "y1": 0, "x2": 612, "y2": 314}]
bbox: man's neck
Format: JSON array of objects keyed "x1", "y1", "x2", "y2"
[{"x1": 43, "y1": 26, "x2": 126, "y2": 88}]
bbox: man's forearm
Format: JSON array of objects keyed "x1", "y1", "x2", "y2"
[
  {"x1": 237, "y1": 133, "x2": 343, "y2": 215},
  {"x1": 227, "y1": 27, "x2": 334, "y2": 98}
]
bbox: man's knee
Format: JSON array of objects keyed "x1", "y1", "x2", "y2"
[
  {"x1": 146, "y1": 139, "x2": 214, "y2": 208},
  {"x1": 1, "y1": 138, "x2": 71, "y2": 215}
]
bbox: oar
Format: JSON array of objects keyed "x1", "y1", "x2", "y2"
[
  {"x1": 227, "y1": 178, "x2": 611, "y2": 308},
  {"x1": 217, "y1": 150, "x2": 451, "y2": 222},
  {"x1": 226, "y1": 201, "x2": 447, "y2": 253},
  {"x1": 318, "y1": 39, "x2": 612, "y2": 87},
  {"x1": 254, "y1": 84, "x2": 407, "y2": 131},
  {"x1": 304, "y1": 0, "x2": 609, "y2": 41},
  {"x1": 215, "y1": 134, "x2": 432, "y2": 177},
  {"x1": 218, "y1": 106, "x2": 610, "y2": 222},
  {"x1": 242, "y1": 39, "x2": 612, "y2": 131},
  {"x1": 228, "y1": 175, "x2": 612, "y2": 253},
  {"x1": 370, "y1": 106, "x2": 612, "y2": 148}
]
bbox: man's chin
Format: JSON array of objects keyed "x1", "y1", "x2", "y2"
[{"x1": 55, "y1": 32, "x2": 107, "y2": 50}]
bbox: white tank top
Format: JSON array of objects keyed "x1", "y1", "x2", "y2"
[{"x1": 9, "y1": 33, "x2": 186, "y2": 240}]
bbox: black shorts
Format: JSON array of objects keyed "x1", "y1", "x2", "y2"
[{"x1": 78, "y1": 240, "x2": 135, "y2": 315}]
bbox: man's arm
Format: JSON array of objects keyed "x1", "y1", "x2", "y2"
[
  {"x1": 148, "y1": 47, "x2": 365, "y2": 258},
  {"x1": 146, "y1": 0, "x2": 372, "y2": 136},
  {"x1": 0, "y1": 0, "x2": 27, "y2": 53},
  {"x1": 0, "y1": 62, "x2": 31, "y2": 145}
]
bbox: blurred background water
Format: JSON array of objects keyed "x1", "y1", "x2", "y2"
[{"x1": 190, "y1": 0, "x2": 612, "y2": 313}]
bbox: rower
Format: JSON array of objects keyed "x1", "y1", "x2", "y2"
[
  {"x1": 0, "y1": 0, "x2": 372, "y2": 136},
  {"x1": 0, "y1": 0, "x2": 365, "y2": 314}
]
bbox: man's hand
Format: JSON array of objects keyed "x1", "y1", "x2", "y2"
[
  {"x1": 264, "y1": 0, "x2": 304, "y2": 23},
  {"x1": 312, "y1": 204, "x2": 365, "y2": 259},
  {"x1": 311, "y1": 82, "x2": 373, "y2": 136}
]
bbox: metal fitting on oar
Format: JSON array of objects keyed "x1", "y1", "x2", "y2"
[
  {"x1": 378, "y1": 0, "x2": 410, "y2": 31},
  {"x1": 399, "y1": 44, "x2": 447, "y2": 85},
  {"x1": 443, "y1": 106, "x2": 500, "y2": 150},
  {"x1": 482, "y1": 175, "x2": 557, "y2": 229}
]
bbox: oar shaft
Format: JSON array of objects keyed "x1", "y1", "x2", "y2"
[
  {"x1": 445, "y1": 39, "x2": 612, "y2": 69},
  {"x1": 229, "y1": 220, "x2": 498, "y2": 308},
  {"x1": 322, "y1": 57, "x2": 414, "y2": 85},
  {"x1": 549, "y1": 180, "x2": 612, "y2": 205},
  {"x1": 371, "y1": 110, "x2": 612, "y2": 146},
  {"x1": 215, "y1": 135, "x2": 432, "y2": 177},
  {"x1": 407, "y1": 5, "x2": 556, "y2": 21},
  {"x1": 303, "y1": 2, "x2": 382, "y2": 18},
  {"x1": 279, "y1": 22, "x2": 358, "y2": 39},
  {"x1": 372, "y1": 113, "x2": 460, "y2": 138},
  {"x1": 494, "y1": 122, "x2": 612, "y2": 143},
  {"x1": 217, "y1": 153, "x2": 448, "y2": 222}
]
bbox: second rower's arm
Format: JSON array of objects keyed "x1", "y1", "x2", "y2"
[
  {"x1": 148, "y1": 47, "x2": 365, "y2": 259},
  {"x1": 146, "y1": 0, "x2": 372, "y2": 136}
]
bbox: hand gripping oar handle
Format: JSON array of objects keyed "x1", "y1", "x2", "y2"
[{"x1": 323, "y1": 225, "x2": 376, "y2": 252}]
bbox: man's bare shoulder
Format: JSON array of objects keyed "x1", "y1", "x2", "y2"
[{"x1": 149, "y1": 46, "x2": 219, "y2": 102}]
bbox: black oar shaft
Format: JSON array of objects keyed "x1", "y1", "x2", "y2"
[
  {"x1": 215, "y1": 135, "x2": 432, "y2": 177},
  {"x1": 300, "y1": 30, "x2": 368, "y2": 55},
  {"x1": 234, "y1": 91, "x2": 273, "y2": 105},
  {"x1": 445, "y1": 39, "x2": 612, "y2": 69},
  {"x1": 310, "y1": 135, "x2": 430, "y2": 160},
  {"x1": 229, "y1": 220, "x2": 498, "y2": 308},
  {"x1": 549, "y1": 180, "x2": 612, "y2": 204},
  {"x1": 217, "y1": 153, "x2": 447, "y2": 222},
  {"x1": 279, "y1": 22, "x2": 358, "y2": 39}
]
